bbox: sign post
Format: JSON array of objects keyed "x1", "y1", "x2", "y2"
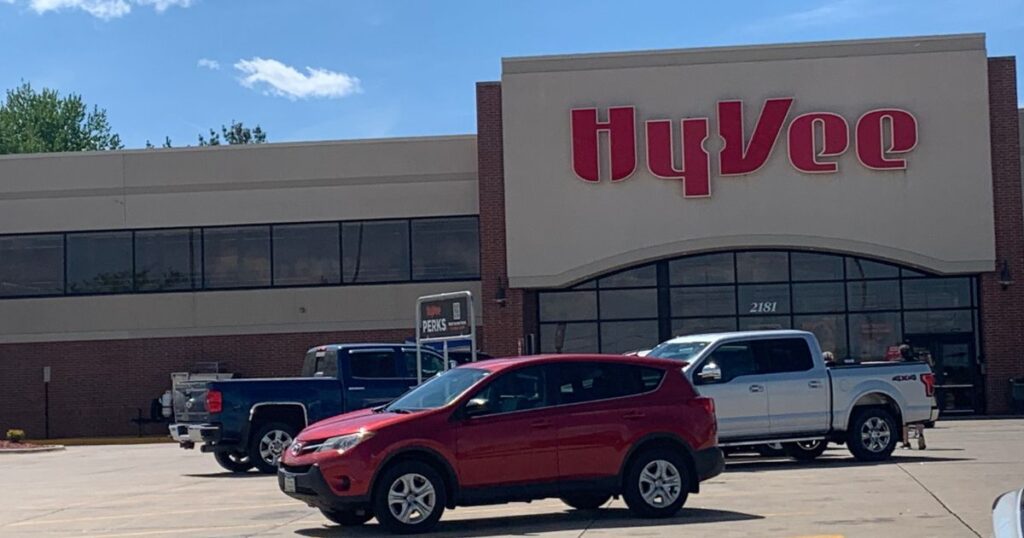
[{"x1": 416, "y1": 291, "x2": 475, "y2": 385}]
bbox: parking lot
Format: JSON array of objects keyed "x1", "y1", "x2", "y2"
[{"x1": 0, "y1": 419, "x2": 1020, "y2": 537}]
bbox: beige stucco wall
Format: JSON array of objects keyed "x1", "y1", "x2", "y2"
[
  {"x1": 0, "y1": 136, "x2": 480, "y2": 343},
  {"x1": 501, "y1": 34, "x2": 996, "y2": 288}
]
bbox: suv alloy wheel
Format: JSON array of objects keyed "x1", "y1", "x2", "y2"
[
  {"x1": 622, "y1": 448, "x2": 691, "y2": 518},
  {"x1": 372, "y1": 460, "x2": 447, "y2": 534}
]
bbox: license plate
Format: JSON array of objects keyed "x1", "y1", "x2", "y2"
[{"x1": 284, "y1": 475, "x2": 296, "y2": 493}]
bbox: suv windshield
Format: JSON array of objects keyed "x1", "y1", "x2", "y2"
[
  {"x1": 647, "y1": 341, "x2": 710, "y2": 361},
  {"x1": 385, "y1": 368, "x2": 489, "y2": 412}
]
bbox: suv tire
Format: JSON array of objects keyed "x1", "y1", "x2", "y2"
[
  {"x1": 622, "y1": 448, "x2": 691, "y2": 518},
  {"x1": 783, "y1": 440, "x2": 828, "y2": 461},
  {"x1": 214, "y1": 451, "x2": 253, "y2": 473},
  {"x1": 249, "y1": 421, "x2": 298, "y2": 474},
  {"x1": 320, "y1": 507, "x2": 373, "y2": 526},
  {"x1": 846, "y1": 407, "x2": 898, "y2": 462},
  {"x1": 372, "y1": 460, "x2": 447, "y2": 534},
  {"x1": 560, "y1": 493, "x2": 611, "y2": 511}
]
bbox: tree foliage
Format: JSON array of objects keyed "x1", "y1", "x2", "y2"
[
  {"x1": 0, "y1": 82, "x2": 123, "y2": 154},
  {"x1": 149, "y1": 121, "x2": 267, "y2": 149}
]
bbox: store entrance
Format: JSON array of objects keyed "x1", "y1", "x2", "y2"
[{"x1": 904, "y1": 334, "x2": 982, "y2": 415}]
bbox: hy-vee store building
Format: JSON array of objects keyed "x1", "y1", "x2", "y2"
[{"x1": 0, "y1": 34, "x2": 1022, "y2": 437}]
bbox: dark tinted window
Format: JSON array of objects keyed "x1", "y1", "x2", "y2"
[
  {"x1": 736, "y1": 252, "x2": 788, "y2": 282},
  {"x1": 272, "y1": 223, "x2": 341, "y2": 286},
  {"x1": 792, "y1": 282, "x2": 845, "y2": 313},
  {"x1": 902, "y1": 278, "x2": 971, "y2": 309},
  {"x1": 599, "y1": 288, "x2": 657, "y2": 319},
  {"x1": 540, "y1": 322, "x2": 598, "y2": 353},
  {"x1": 846, "y1": 258, "x2": 898, "y2": 279},
  {"x1": 599, "y1": 265, "x2": 656, "y2": 288},
  {"x1": 847, "y1": 280, "x2": 900, "y2": 311},
  {"x1": 342, "y1": 220, "x2": 409, "y2": 283},
  {"x1": 672, "y1": 317, "x2": 737, "y2": 336},
  {"x1": 539, "y1": 291, "x2": 596, "y2": 321},
  {"x1": 669, "y1": 253, "x2": 734, "y2": 285},
  {"x1": 600, "y1": 320, "x2": 659, "y2": 354},
  {"x1": 134, "y1": 229, "x2": 195, "y2": 292},
  {"x1": 671, "y1": 286, "x2": 735, "y2": 317},
  {"x1": 411, "y1": 217, "x2": 479, "y2": 280},
  {"x1": 795, "y1": 315, "x2": 847, "y2": 359},
  {"x1": 738, "y1": 284, "x2": 790, "y2": 314},
  {"x1": 301, "y1": 350, "x2": 338, "y2": 378},
  {"x1": 756, "y1": 338, "x2": 813, "y2": 373},
  {"x1": 348, "y1": 350, "x2": 397, "y2": 378},
  {"x1": 849, "y1": 312, "x2": 902, "y2": 361},
  {"x1": 699, "y1": 342, "x2": 759, "y2": 384},
  {"x1": 472, "y1": 365, "x2": 550, "y2": 415},
  {"x1": 203, "y1": 226, "x2": 271, "y2": 289},
  {"x1": 558, "y1": 362, "x2": 660, "y2": 404},
  {"x1": 791, "y1": 252, "x2": 844, "y2": 281},
  {"x1": 400, "y1": 350, "x2": 446, "y2": 378},
  {"x1": 0, "y1": 234, "x2": 64, "y2": 297},
  {"x1": 66, "y1": 231, "x2": 132, "y2": 294}
]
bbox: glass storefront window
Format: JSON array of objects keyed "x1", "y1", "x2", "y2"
[
  {"x1": 739, "y1": 315, "x2": 791, "y2": 331},
  {"x1": 203, "y1": 226, "x2": 271, "y2": 289},
  {"x1": 539, "y1": 291, "x2": 597, "y2": 322},
  {"x1": 849, "y1": 312, "x2": 902, "y2": 362},
  {"x1": 738, "y1": 284, "x2": 790, "y2": 315},
  {"x1": 135, "y1": 229, "x2": 196, "y2": 292},
  {"x1": 669, "y1": 253, "x2": 734, "y2": 285},
  {"x1": 342, "y1": 220, "x2": 410, "y2": 283},
  {"x1": 671, "y1": 286, "x2": 735, "y2": 317},
  {"x1": 791, "y1": 252, "x2": 844, "y2": 281},
  {"x1": 0, "y1": 234, "x2": 64, "y2": 297},
  {"x1": 904, "y1": 310, "x2": 972, "y2": 334},
  {"x1": 599, "y1": 265, "x2": 656, "y2": 288},
  {"x1": 902, "y1": 278, "x2": 971, "y2": 309},
  {"x1": 792, "y1": 282, "x2": 845, "y2": 313},
  {"x1": 736, "y1": 252, "x2": 788, "y2": 282},
  {"x1": 794, "y1": 314, "x2": 847, "y2": 359},
  {"x1": 272, "y1": 223, "x2": 341, "y2": 286},
  {"x1": 600, "y1": 320, "x2": 659, "y2": 354},
  {"x1": 67, "y1": 231, "x2": 133, "y2": 294},
  {"x1": 847, "y1": 280, "x2": 900, "y2": 311},
  {"x1": 846, "y1": 258, "x2": 898, "y2": 279},
  {"x1": 599, "y1": 288, "x2": 658, "y2": 320},
  {"x1": 540, "y1": 322, "x2": 598, "y2": 353},
  {"x1": 672, "y1": 317, "x2": 737, "y2": 336},
  {"x1": 411, "y1": 217, "x2": 480, "y2": 281}
]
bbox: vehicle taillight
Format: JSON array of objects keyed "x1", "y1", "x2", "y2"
[
  {"x1": 694, "y1": 396, "x2": 715, "y2": 417},
  {"x1": 920, "y1": 373, "x2": 935, "y2": 398},
  {"x1": 206, "y1": 390, "x2": 223, "y2": 414}
]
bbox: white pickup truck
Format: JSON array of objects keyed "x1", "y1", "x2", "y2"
[{"x1": 646, "y1": 330, "x2": 938, "y2": 462}]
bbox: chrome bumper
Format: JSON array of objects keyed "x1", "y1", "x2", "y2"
[{"x1": 169, "y1": 423, "x2": 220, "y2": 446}]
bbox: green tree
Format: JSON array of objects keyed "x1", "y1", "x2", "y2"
[
  {"x1": 0, "y1": 82, "x2": 122, "y2": 154},
  {"x1": 198, "y1": 121, "x2": 267, "y2": 146}
]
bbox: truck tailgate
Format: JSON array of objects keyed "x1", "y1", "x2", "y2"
[
  {"x1": 172, "y1": 380, "x2": 212, "y2": 423},
  {"x1": 829, "y1": 362, "x2": 936, "y2": 426}
]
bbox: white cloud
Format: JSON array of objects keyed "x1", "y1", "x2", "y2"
[
  {"x1": 197, "y1": 58, "x2": 220, "y2": 70},
  {"x1": 233, "y1": 57, "x2": 362, "y2": 100},
  {"x1": 24, "y1": 0, "x2": 191, "y2": 19}
]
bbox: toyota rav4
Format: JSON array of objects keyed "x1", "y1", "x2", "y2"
[{"x1": 278, "y1": 354, "x2": 722, "y2": 534}]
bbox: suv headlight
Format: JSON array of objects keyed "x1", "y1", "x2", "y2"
[{"x1": 316, "y1": 431, "x2": 374, "y2": 454}]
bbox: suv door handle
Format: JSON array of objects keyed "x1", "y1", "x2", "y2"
[
  {"x1": 348, "y1": 387, "x2": 365, "y2": 391},
  {"x1": 623, "y1": 411, "x2": 646, "y2": 420},
  {"x1": 808, "y1": 380, "x2": 823, "y2": 389},
  {"x1": 530, "y1": 419, "x2": 553, "y2": 429},
  {"x1": 749, "y1": 384, "x2": 765, "y2": 393}
]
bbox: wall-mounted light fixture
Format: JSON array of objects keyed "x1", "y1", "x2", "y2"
[
  {"x1": 998, "y1": 259, "x2": 1014, "y2": 290},
  {"x1": 494, "y1": 277, "x2": 508, "y2": 306}
]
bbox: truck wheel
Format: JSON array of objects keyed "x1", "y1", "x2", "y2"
[
  {"x1": 372, "y1": 460, "x2": 446, "y2": 534},
  {"x1": 560, "y1": 493, "x2": 611, "y2": 511},
  {"x1": 783, "y1": 440, "x2": 828, "y2": 461},
  {"x1": 249, "y1": 421, "x2": 298, "y2": 474},
  {"x1": 622, "y1": 448, "x2": 690, "y2": 518},
  {"x1": 846, "y1": 408, "x2": 898, "y2": 462},
  {"x1": 214, "y1": 451, "x2": 253, "y2": 473},
  {"x1": 320, "y1": 507, "x2": 373, "y2": 526}
]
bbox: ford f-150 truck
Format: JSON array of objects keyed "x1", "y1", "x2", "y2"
[
  {"x1": 170, "y1": 343, "x2": 448, "y2": 473},
  {"x1": 646, "y1": 330, "x2": 938, "y2": 462}
]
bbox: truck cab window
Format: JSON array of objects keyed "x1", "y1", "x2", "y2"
[
  {"x1": 349, "y1": 350, "x2": 398, "y2": 378},
  {"x1": 698, "y1": 342, "x2": 760, "y2": 384},
  {"x1": 756, "y1": 338, "x2": 814, "y2": 373},
  {"x1": 400, "y1": 350, "x2": 446, "y2": 379}
]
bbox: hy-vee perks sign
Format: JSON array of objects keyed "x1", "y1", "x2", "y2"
[{"x1": 570, "y1": 98, "x2": 918, "y2": 197}]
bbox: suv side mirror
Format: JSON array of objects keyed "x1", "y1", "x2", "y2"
[
  {"x1": 698, "y1": 363, "x2": 723, "y2": 383},
  {"x1": 464, "y1": 398, "x2": 490, "y2": 418}
]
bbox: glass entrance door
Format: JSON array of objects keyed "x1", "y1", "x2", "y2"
[{"x1": 905, "y1": 334, "x2": 982, "y2": 415}]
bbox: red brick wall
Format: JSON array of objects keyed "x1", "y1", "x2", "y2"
[
  {"x1": 0, "y1": 328, "x2": 411, "y2": 438},
  {"x1": 476, "y1": 82, "x2": 526, "y2": 357},
  {"x1": 980, "y1": 57, "x2": 1024, "y2": 414}
]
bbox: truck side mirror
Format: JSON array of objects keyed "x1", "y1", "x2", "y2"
[
  {"x1": 698, "y1": 363, "x2": 723, "y2": 383},
  {"x1": 464, "y1": 398, "x2": 490, "y2": 418}
]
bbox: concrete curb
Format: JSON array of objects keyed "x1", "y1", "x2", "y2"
[{"x1": 0, "y1": 445, "x2": 66, "y2": 454}]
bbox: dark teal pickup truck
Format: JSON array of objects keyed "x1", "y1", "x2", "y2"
[{"x1": 170, "y1": 343, "x2": 448, "y2": 473}]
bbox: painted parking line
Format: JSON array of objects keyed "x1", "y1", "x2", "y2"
[
  {"x1": 4, "y1": 502, "x2": 300, "y2": 527},
  {"x1": 78, "y1": 523, "x2": 272, "y2": 537}
]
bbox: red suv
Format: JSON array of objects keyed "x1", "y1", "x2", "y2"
[{"x1": 278, "y1": 354, "x2": 722, "y2": 534}]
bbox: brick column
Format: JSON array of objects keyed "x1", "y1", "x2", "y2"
[
  {"x1": 980, "y1": 57, "x2": 1024, "y2": 414},
  {"x1": 476, "y1": 82, "x2": 525, "y2": 356}
]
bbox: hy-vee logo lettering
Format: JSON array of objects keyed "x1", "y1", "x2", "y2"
[
  {"x1": 570, "y1": 98, "x2": 918, "y2": 197},
  {"x1": 892, "y1": 374, "x2": 918, "y2": 382}
]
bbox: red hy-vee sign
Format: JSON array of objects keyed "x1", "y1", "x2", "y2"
[{"x1": 570, "y1": 98, "x2": 918, "y2": 197}]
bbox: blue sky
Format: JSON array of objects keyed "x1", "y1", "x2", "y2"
[{"x1": 0, "y1": 0, "x2": 1021, "y2": 148}]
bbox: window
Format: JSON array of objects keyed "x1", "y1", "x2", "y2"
[
  {"x1": 846, "y1": 258, "x2": 898, "y2": 279},
  {"x1": 540, "y1": 322, "x2": 598, "y2": 353},
  {"x1": 600, "y1": 320, "x2": 659, "y2": 354},
  {"x1": 791, "y1": 252, "x2": 844, "y2": 281},
  {"x1": 647, "y1": 341, "x2": 709, "y2": 361},
  {"x1": 411, "y1": 217, "x2": 480, "y2": 280},
  {"x1": 203, "y1": 226, "x2": 271, "y2": 289},
  {"x1": 792, "y1": 282, "x2": 845, "y2": 313},
  {"x1": 272, "y1": 223, "x2": 341, "y2": 286},
  {"x1": 599, "y1": 288, "x2": 657, "y2": 319},
  {"x1": 698, "y1": 342, "x2": 759, "y2": 384},
  {"x1": 558, "y1": 362, "x2": 659, "y2": 404},
  {"x1": 756, "y1": 338, "x2": 813, "y2": 373},
  {"x1": 736, "y1": 252, "x2": 788, "y2": 282},
  {"x1": 849, "y1": 312, "x2": 902, "y2": 362},
  {"x1": 795, "y1": 314, "x2": 847, "y2": 359},
  {"x1": 342, "y1": 220, "x2": 410, "y2": 283},
  {"x1": 472, "y1": 365, "x2": 550, "y2": 415},
  {"x1": 904, "y1": 310, "x2": 972, "y2": 334},
  {"x1": 670, "y1": 253, "x2": 734, "y2": 285},
  {"x1": 349, "y1": 350, "x2": 398, "y2": 378},
  {"x1": 66, "y1": 231, "x2": 132, "y2": 294},
  {"x1": 847, "y1": 280, "x2": 900, "y2": 311},
  {"x1": 301, "y1": 350, "x2": 338, "y2": 378},
  {"x1": 902, "y1": 278, "x2": 971, "y2": 309},
  {"x1": 738, "y1": 284, "x2": 790, "y2": 314},
  {"x1": 739, "y1": 316, "x2": 790, "y2": 331},
  {"x1": 539, "y1": 291, "x2": 597, "y2": 322},
  {"x1": 400, "y1": 350, "x2": 446, "y2": 379},
  {"x1": 135, "y1": 229, "x2": 195, "y2": 291},
  {"x1": 671, "y1": 286, "x2": 735, "y2": 317},
  {"x1": 0, "y1": 234, "x2": 64, "y2": 297},
  {"x1": 672, "y1": 317, "x2": 737, "y2": 336},
  {"x1": 599, "y1": 265, "x2": 656, "y2": 288}
]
